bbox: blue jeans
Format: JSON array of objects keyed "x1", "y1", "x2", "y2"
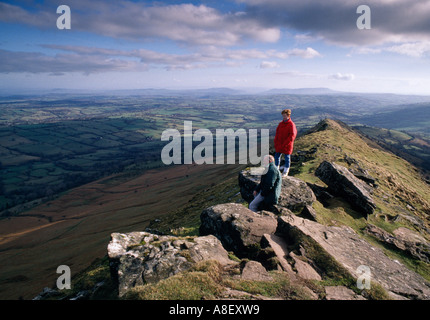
[
  {"x1": 249, "y1": 192, "x2": 264, "y2": 212},
  {"x1": 274, "y1": 152, "x2": 290, "y2": 169}
]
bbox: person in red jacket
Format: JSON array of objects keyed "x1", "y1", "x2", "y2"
[{"x1": 274, "y1": 109, "x2": 297, "y2": 177}]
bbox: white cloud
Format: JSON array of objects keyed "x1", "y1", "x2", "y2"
[
  {"x1": 352, "y1": 47, "x2": 383, "y2": 55},
  {"x1": 288, "y1": 47, "x2": 322, "y2": 59},
  {"x1": 350, "y1": 40, "x2": 430, "y2": 58},
  {"x1": 385, "y1": 41, "x2": 430, "y2": 57},
  {"x1": 329, "y1": 73, "x2": 355, "y2": 81},
  {"x1": 260, "y1": 61, "x2": 280, "y2": 69}
]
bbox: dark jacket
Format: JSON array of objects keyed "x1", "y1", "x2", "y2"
[
  {"x1": 255, "y1": 162, "x2": 282, "y2": 207},
  {"x1": 274, "y1": 118, "x2": 297, "y2": 155}
]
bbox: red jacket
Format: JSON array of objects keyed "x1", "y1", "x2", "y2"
[{"x1": 274, "y1": 118, "x2": 297, "y2": 155}]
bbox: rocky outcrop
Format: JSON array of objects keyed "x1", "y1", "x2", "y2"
[
  {"x1": 365, "y1": 224, "x2": 430, "y2": 263},
  {"x1": 300, "y1": 204, "x2": 318, "y2": 221},
  {"x1": 315, "y1": 161, "x2": 376, "y2": 216},
  {"x1": 260, "y1": 233, "x2": 294, "y2": 274},
  {"x1": 106, "y1": 199, "x2": 430, "y2": 300},
  {"x1": 238, "y1": 169, "x2": 316, "y2": 212},
  {"x1": 241, "y1": 261, "x2": 273, "y2": 282},
  {"x1": 306, "y1": 182, "x2": 334, "y2": 207},
  {"x1": 103, "y1": 142, "x2": 429, "y2": 300},
  {"x1": 108, "y1": 232, "x2": 233, "y2": 297},
  {"x1": 344, "y1": 155, "x2": 377, "y2": 186},
  {"x1": 277, "y1": 214, "x2": 430, "y2": 299},
  {"x1": 289, "y1": 252, "x2": 322, "y2": 281},
  {"x1": 199, "y1": 203, "x2": 277, "y2": 258},
  {"x1": 325, "y1": 286, "x2": 366, "y2": 300},
  {"x1": 196, "y1": 196, "x2": 430, "y2": 299}
]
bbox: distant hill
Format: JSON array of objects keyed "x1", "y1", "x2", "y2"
[
  {"x1": 261, "y1": 87, "x2": 340, "y2": 95},
  {"x1": 356, "y1": 103, "x2": 430, "y2": 136},
  {"x1": 353, "y1": 124, "x2": 430, "y2": 176}
]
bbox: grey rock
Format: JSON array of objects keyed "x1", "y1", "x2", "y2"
[
  {"x1": 199, "y1": 203, "x2": 278, "y2": 258},
  {"x1": 108, "y1": 232, "x2": 232, "y2": 297},
  {"x1": 241, "y1": 261, "x2": 273, "y2": 282},
  {"x1": 325, "y1": 286, "x2": 366, "y2": 300},
  {"x1": 300, "y1": 205, "x2": 318, "y2": 221},
  {"x1": 259, "y1": 233, "x2": 320, "y2": 300},
  {"x1": 277, "y1": 214, "x2": 430, "y2": 299},
  {"x1": 260, "y1": 233, "x2": 293, "y2": 274},
  {"x1": 289, "y1": 252, "x2": 321, "y2": 281},
  {"x1": 315, "y1": 161, "x2": 376, "y2": 216},
  {"x1": 306, "y1": 182, "x2": 334, "y2": 207},
  {"x1": 33, "y1": 287, "x2": 61, "y2": 300},
  {"x1": 365, "y1": 224, "x2": 430, "y2": 263},
  {"x1": 70, "y1": 290, "x2": 90, "y2": 300},
  {"x1": 260, "y1": 233, "x2": 321, "y2": 281},
  {"x1": 344, "y1": 155, "x2": 377, "y2": 186}
]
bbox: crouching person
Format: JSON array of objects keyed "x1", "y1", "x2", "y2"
[{"x1": 249, "y1": 155, "x2": 282, "y2": 212}]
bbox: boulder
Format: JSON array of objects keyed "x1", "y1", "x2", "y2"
[
  {"x1": 260, "y1": 233, "x2": 294, "y2": 274},
  {"x1": 239, "y1": 169, "x2": 316, "y2": 212},
  {"x1": 306, "y1": 182, "x2": 334, "y2": 207},
  {"x1": 259, "y1": 234, "x2": 320, "y2": 300},
  {"x1": 260, "y1": 234, "x2": 321, "y2": 281},
  {"x1": 108, "y1": 232, "x2": 232, "y2": 297},
  {"x1": 277, "y1": 214, "x2": 430, "y2": 299},
  {"x1": 365, "y1": 225, "x2": 430, "y2": 263},
  {"x1": 325, "y1": 286, "x2": 366, "y2": 300},
  {"x1": 300, "y1": 205, "x2": 318, "y2": 221},
  {"x1": 344, "y1": 155, "x2": 377, "y2": 186},
  {"x1": 199, "y1": 203, "x2": 277, "y2": 258},
  {"x1": 315, "y1": 161, "x2": 376, "y2": 216},
  {"x1": 289, "y1": 252, "x2": 321, "y2": 281},
  {"x1": 238, "y1": 169, "x2": 261, "y2": 203},
  {"x1": 241, "y1": 261, "x2": 273, "y2": 282}
]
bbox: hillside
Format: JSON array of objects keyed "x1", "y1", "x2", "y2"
[
  {"x1": 36, "y1": 119, "x2": 430, "y2": 301},
  {"x1": 352, "y1": 124, "x2": 430, "y2": 177},
  {"x1": 0, "y1": 163, "x2": 244, "y2": 300},
  {"x1": 294, "y1": 119, "x2": 429, "y2": 230},
  {"x1": 356, "y1": 103, "x2": 430, "y2": 137}
]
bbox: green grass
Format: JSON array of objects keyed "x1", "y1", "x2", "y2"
[
  {"x1": 123, "y1": 259, "x2": 313, "y2": 300},
  {"x1": 124, "y1": 260, "x2": 224, "y2": 300}
]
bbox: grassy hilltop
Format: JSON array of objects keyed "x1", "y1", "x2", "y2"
[{"x1": 43, "y1": 118, "x2": 430, "y2": 300}]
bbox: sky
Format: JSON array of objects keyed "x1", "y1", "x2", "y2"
[{"x1": 1, "y1": 0, "x2": 430, "y2": 95}]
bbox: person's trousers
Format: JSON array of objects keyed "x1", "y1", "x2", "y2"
[
  {"x1": 249, "y1": 192, "x2": 265, "y2": 212},
  {"x1": 274, "y1": 152, "x2": 291, "y2": 169}
]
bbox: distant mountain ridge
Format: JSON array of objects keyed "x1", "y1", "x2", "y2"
[
  {"x1": 2, "y1": 87, "x2": 430, "y2": 102},
  {"x1": 261, "y1": 87, "x2": 340, "y2": 95}
]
